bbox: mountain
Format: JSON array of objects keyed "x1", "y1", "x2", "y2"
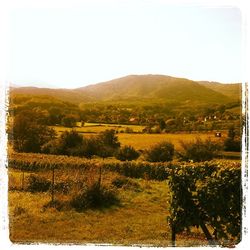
[
  {"x1": 76, "y1": 75, "x2": 232, "y2": 104},
  {"x1": 199, "y1": 81, "x2": 241, "y2": 100},
  {"x1": 11, "y1": 75, "x2": 239, "y2": 106},
  {"x1": 10, "y1": 86, "x2": 93, "y2": 104}
]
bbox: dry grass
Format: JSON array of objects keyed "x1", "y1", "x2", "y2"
[
  {"x1": 118, "y1": 132, "x2": 224, "y2": 150},
  {"x1": 51, "y1": 123, "x2": 145, "y2": 135},
  {"x1": 8, "y1": 171, "x2": 208, "y2": 246},
  {"x1": 51, "y1": 124, "x2": 225, "y2": 151}
]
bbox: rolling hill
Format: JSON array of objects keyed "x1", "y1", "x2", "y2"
[
  {"x1": 198, "y1": 81, "x2": 241, "y2": 100},
  {"x1": 10, "y1": 75, "x2": 240, "y2": 106}
]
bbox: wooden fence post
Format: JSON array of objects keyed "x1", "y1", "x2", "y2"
[
  {"x1": 199, "y1": 220, "x2": 216, "y2": 245},
  {"x1": 51, "y1": 166, "x2": 55, "y2": 203},
  {"x1": 171, "y1": 223, "x2": 176, "y2": 247},
  {"x1": 98, "y1": 164, "x2": 102, "y2": 187},
  {"x1": 21, "y1": 170, "x2": 25, "y2": 190}
]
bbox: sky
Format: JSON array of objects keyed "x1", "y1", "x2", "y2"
[{"x1": 7, "y1": 0, "x2": 243, "y2": 88}]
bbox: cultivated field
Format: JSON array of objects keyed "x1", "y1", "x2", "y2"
[
  {"x1": 117, "y1": 132, "x2": 224, "y2": 150},
  {"x1": 52, "y1": 123, "x2": 145, "y2": 134},
  {"x1": 51, "y1": 124, "x2": 226, "y2": 151}
]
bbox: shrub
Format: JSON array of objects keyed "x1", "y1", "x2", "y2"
[
  {"x1": 112, "y1": 176, "x2": 141, "y2": 190},
  {"x1": 98, "y1": 129, "x2": 120, "y2": 149},
  {"x1": 224, "y1": 126, "x2": 241, "y2": 152},
  {"x1": 59, "y1": 130, "x2": 84, "y2": 155},
  {"x1": 41, "y1": 139, "x2": 60, "y2": 154},
  {"x1": 145, "y1": 141, "x2": 174, "y2": 162},
  {"x1": 26, "y1": 174, "x2": 51, "y2": 193},
  {"x1": 224, "y1": 138, "x2": 241, "y2": 152},
  {"x1": 54, "y1": 181, "x2": 73, "y2": 194},
  {"x1": 70, "y1": 181, "x2": 119, "y2": 212},
  {"x1": 81, "y1": 137, "x2": 101, "y2": 158},
  {"x1": 178, "y1": 138, "x2": 221, "y2": 162},
  {"x1": 115, "y1": 145, "x2": 140, "y2": 161}
]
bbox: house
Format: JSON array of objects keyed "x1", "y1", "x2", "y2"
[{"x1": 215, "y1": 132, "x2": 222, "y2": 137}]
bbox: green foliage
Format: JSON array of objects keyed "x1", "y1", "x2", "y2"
[
  {"x1": 43, "y1": 130, "x2": 84, "y2": 156},
  {"x1": 59, "y1": 130, "x2": 83, "y2": 150},
  {"x1": 80, "y1": 137, "x2": 101, "y2": 158},
  {"x1": 145, "y1": 141, "x2": 174, "y2": 162},
  {"x1": 12, "y1": 110, "x2": 56, "y2": 153},
  {"x1": 41, "y1": 129, "x2": 121, "y2": 158},
  {"x1": 98, "y1": 129, "x2": 120, "y2": 149},
  {"x1": 224, "y1": 126, "x2": 241, "y2": 152},
  {"x1": 167, "y1": 162, "x2": 241, "y2": 245},
  {"x1": 111, "y1": 176, "x2": 141, "y2": 190},
  {"x1": 70, "y1": 181, "x2": 119, "y2": 212},
  {"x1": 9, "y1": 152, "x2": 171, "y2": 180},
  {"x1": 224, "y1": 138, "x2": 241, "y2": 152},
  {"x1": 115, "y1": 145, "x2": 140, "y2": 161},
  {"x1": 61, "y1": 114, "x2": 78, "y2": 127},
  {"x1": 158, "y1": 119, "x2": 166, "y2": 131},
  {"x1": 26, "y1": 175, "x2": 51, "y2": 193},
  {"x1": 178, "y1": 138, "x2": 221, "y2": 162},
  {"x1": 41, "y1": 139, "x2": 61, "y2": 154}
]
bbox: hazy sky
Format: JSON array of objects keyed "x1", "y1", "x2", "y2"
[{"x1": 8, "y1": 1, "x2": 242, "y2": 88}]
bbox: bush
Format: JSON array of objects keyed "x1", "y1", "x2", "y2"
[
  {"x1": 115, "y1": 145, "x2": 140, "y2": 161},
  {"x1": 26, "y1": 174, "x2": 51, "y2": 192},
  {"x1": 54, "y1": 181, "x2": 73, "y2": 194},
  {"x1": 59, "y1": 130, "x2": 84, "y2": 155},
  {"x1": 224, "y1": 127, "x2": 241, "y2": 152},
  {"x1": 112, "y1": 176, "x2": 141, "y2": 190},
  {"x1": 70, "y1": 181, "x2": 119, "y2": 212},
  {"x1": 41, "y1": 139, "x2": 60, "y2": 154},
  {"x1": 144, "y1": 141, "x2": 174, "y2": 162},
  {"x1": 178, "y1": 138, "x2": 221, "y2": 162},
  {"x1": 224, "y1": 138, "x2": 241, "y2": 152}
]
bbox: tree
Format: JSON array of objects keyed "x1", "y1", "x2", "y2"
[
  {"x1": 62, "y1": 114, "x2": 77, "y2": 127},
  {"x1": 115, "y1": 145, "x2": 140, "y2": 161},
  {"x1": 12, "y1": 111, "x2": 56, "y2": 153},
  {"x1": 97, "y1": 129, "x2": 121, "y2": 158},
  {"x1": 178, "y1": 138, "x2": 221, "y2": 162},
  {"x1": 145, "y1": 141, "x2": 174, "y2": 162},
  {"x1": 57, "y1": 130, "x2": 84, "y2": 155},
  {"x1": 81, "y1": 137, "x2": 102, "y2": 158},
  {"x1": 98, "y1": 129, "x2": 120, "y2": 149},
  {"x1": 224, "y1": 126, "x2": 241, "y2": 152},
  {"x1": 158, "y1": 119, "x2": 166, "y2": 131}
]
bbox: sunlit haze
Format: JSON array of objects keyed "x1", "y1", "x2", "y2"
[{"x1": 8, "y1": 1, "x2": 242, "y2": 88}]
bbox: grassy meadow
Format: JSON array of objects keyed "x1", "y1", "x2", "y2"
[{"x1": 9, "y1": 168, "x2": 207, "y2": 246}]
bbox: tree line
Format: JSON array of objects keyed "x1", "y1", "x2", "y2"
[{"x1": 9, "y1": 94, "x2": 241, "y2": 132}]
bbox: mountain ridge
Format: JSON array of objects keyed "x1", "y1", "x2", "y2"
[{"x1": 10, "y1": 75, "x2": 241, "y2": 105}]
